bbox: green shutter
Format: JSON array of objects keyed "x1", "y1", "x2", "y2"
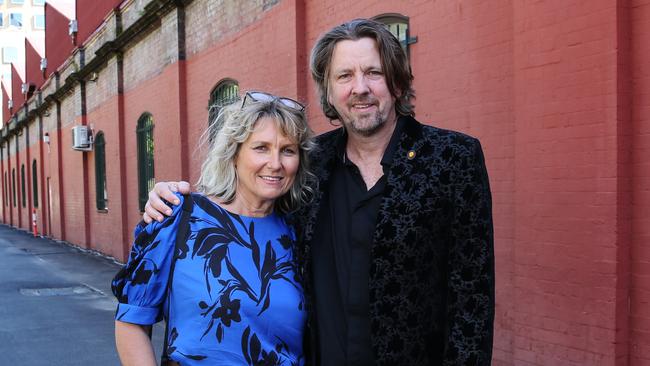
[
  {"x1": 21, "y1": 164, "x2": 25, "y2": 208},
  {"x1": 94, "y1": 133, "x2": 107, "y2": 210},
  {"x1": 137, "y1": 114, "x2": 155, "y2": 212},
  {"x1": 32, "y1": 160, "x2": 38, "y2": 208}
]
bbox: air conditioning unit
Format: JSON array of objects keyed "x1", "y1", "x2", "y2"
[
  {"x1": 40, "y1": 58, "x2": 47, "y2": 71},
  {"x1": 68, "y1": 19, "x2": 78, "y2": 35},
  {"x1": 72, "y1": 125, "x2": 93, "y2": 151}
]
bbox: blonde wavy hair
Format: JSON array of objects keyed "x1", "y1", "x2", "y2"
[{"x1": 196, "y1": 96, "x2": 316, "y2": 214}]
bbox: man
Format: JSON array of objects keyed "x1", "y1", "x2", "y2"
[{"x1": 145, "y1": 18, "x2": 494, "y2": 365}]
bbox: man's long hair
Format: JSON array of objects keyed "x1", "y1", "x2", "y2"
[{"x1": 310, "y1": 18, "x2": 415, "y2": 120}]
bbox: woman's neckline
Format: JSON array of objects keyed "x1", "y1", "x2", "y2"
[{"x1": 200, "y1": 194, "x2": 277, "y2": 219}]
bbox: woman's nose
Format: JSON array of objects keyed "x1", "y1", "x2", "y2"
[{"x1": 266, "y1": 151, "x2": 282, "y2": 170}]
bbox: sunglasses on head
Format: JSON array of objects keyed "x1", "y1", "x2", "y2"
[{"x1": 241, "y1": 91, "x2": 305, "y2": 112}]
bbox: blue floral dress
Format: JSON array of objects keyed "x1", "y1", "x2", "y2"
[{"x1": 112, "y1": 193, "x2": 306, "y2": 365}]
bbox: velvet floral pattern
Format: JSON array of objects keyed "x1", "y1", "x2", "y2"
[
  {"x1": 112, "y1": 193, "x2": 306, "y2": 366},
  {"x1": 296, "y1": 115, "x2": 494, "y2": 366}
]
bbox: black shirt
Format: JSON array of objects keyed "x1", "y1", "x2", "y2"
[{"x1": 311, "y1": 119, "x2": 404, "y2": 365}]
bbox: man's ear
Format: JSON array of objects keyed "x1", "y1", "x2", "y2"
[{"x1": 394, "y1": 87, "x2": 403, "y2": 100}]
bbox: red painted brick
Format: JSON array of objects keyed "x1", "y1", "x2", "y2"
[{"x1": 0, "y1": 0, "x2": 649, "y2": 364}]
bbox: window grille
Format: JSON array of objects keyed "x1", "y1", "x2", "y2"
[
  {"x1": 21, "y1": 164, "x2": 25, "y2": 207},
  {"x1": 208, "y1": 80, "x2": 239, "y2": 133},
  {"x1": 94, "y1": 132, "x2": 107, "y2": 210},
  {"x1": 137, "y1": 114, "x2": 155, "y2": 212},
  {"x1": 32, "y1": 160, "x2": 37, "y2": 208},
  {"x1": 374, "y1": 14, "x2": 416, "y2": 58}
]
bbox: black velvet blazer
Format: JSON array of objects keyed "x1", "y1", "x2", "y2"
[{"x1": 296, "y1": 116, "x2": 495, "y2": 365}]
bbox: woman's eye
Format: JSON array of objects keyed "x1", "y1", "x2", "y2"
[
  {"x1": 253, "y1": 146, "x2": 267, "y2": 151},
  {"x1": 283, "y1": 148, "x2": 297, "y2": 155}
]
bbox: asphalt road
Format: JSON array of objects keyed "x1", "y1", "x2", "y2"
[{"x1": 0, "y1": 224, "x2": 164, "y2": 366}]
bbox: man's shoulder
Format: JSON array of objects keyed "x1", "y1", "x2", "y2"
[
  {"x1": 310, "y1": 127, "x2": 344, "y2": 159},
  {"x1": 314, "y1": 127, "x2": 343, "y2": 144},
  {"x1": 417, "y1": 121, "x2": 480, "y2": 147},
  {"x1": 401, "y1": 116, "x2": 480, "y2": 157}
]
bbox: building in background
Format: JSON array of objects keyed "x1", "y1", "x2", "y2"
[
  {"x1": 0, "y1": 1, "x2": 648, "y2": 365},
  {"x1": 0, "y1": 0, "x2": 45, "y2": 124}
]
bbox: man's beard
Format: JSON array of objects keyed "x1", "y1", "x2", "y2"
[
  {"x1": 343, "y1": 112, "x2": 386, "y2": 137},
  {"x1": 341, "y1": 96, "x2": 387, "y2": 137}
]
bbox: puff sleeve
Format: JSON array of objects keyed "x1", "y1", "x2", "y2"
[{"x1": 111, "y1": 194, "x2": 186, "y2": 325}]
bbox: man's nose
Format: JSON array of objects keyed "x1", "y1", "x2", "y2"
[{"x1": 351, "y1": 74, "x2": 370, "y2": 95}]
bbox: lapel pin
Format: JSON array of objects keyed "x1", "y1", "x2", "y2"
[{"x1": 407, "y1": 150, "x2": 416, "y2": 160}]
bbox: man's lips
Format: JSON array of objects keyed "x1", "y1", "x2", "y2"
[{"x1": 349, "y1": 99, "x2": 378, "y2": 110}]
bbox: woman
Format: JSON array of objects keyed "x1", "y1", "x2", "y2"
[{"x1": 112, "y1": 91, "x2": 315, "y2": 366}]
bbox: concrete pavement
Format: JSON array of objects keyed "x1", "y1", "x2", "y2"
[{"x1": 0, "y1": 224, "x2": 164, "y2": 365}]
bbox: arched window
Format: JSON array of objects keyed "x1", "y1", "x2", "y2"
[
  {"x1": 136, "y1": 113, "x2": 155, "y2": 212},
  {"x1": 32, "y1": 160, "x2": 38, "y2": 208},
  {"x1": 21, "y1": 164, "x2": 26, "y2": 207},
  {"x1": 12, "y1": 168, "x2": 16, "y2": 207},
  {"x1": 374, "y1": 14, "x2": 416, "y2": 58},
  {"x1": 94, "y1": 132, "x2": 107, "y2": 210},
  {"x1": 3, "y1": 171, "x2": 7, "y2": 206},
  {"x1": 208, "y1": 80, "x2": 239, "y2": 130}
]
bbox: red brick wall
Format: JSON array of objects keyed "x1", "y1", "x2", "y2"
[
  {"x1": 85, "y1": 57, "x2": 125, "y2": 259},
  {"x1": 2, "y1": 0, "x2": 650, "y2": 364},
  {"x1": 184, "y1": 0, "x2": 300, "y2": 183},
  {"x1": 630, "y1": 0, "x2": 650, "y2": 363},
  {"x1": 56, "y1": 87, "x2": 85, "y2": 245},
  {"x1": 120, "y1": 4, "x2": 187, "y2": 238},
  {"x1": 43, "y1": 103, "x2": 63, "y2": 240},
  {"x1": 512, "y1": 1, "x2": 624, "y2": 364},
  {"x1": 41, "y1": 105, "x2": 57, "y2": 239},
  {"x1": 1, "y1": 148, "x2": 6, "y2": 221}
]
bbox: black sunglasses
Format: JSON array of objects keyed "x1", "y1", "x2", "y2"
[{"x1": 241, "y1": 91, "x2": 305, "y2": 112}]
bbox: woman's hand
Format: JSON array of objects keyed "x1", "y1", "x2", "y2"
[{"x1": 143, "y1": 181, "x2": 191, "y2": 223}]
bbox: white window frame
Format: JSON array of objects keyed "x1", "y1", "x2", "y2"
[
  {"x1": 2, "y1": 47, "x2": 18, "y2": 64},
  {"x1": 9, "y1": 12, "x2": 22, "y2": 28},
  {"x1": 33, "y1": 14, "x2": 44, "y2": 29}
]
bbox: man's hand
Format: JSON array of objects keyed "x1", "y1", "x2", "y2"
[{"x1": 143, "y1": 181, "x2": 191, "y2": 223}]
